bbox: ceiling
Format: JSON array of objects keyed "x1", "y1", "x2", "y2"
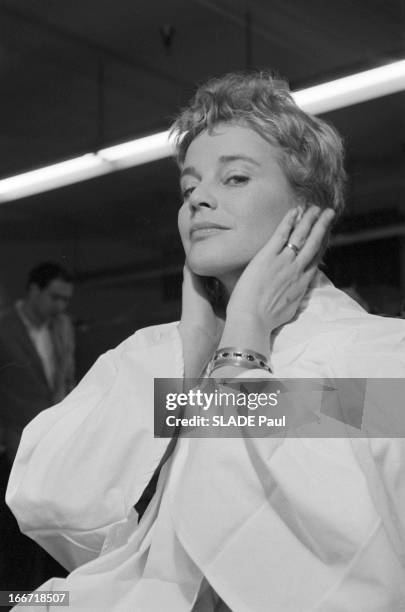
[{"x1": 0, "y1": 0, "x2": 404, "y2": 286}]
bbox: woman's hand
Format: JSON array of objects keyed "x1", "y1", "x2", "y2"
[
  {"x1": 179, "y1": 264, "x2": 224, "y2": 378},
  {"x1": 220, "y1": 205, "x2": 335, "y2": 357}
]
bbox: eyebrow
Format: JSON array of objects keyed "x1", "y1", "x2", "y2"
[
  {"x1": 218, "y1": 154, "x2": 260, "y2": 166},
  {"x1": 180, "y1": 166, "x2": 200, "y2": 180},
  {"x1": 180, "y1": 154, "x2": 260, "y2": 180}
]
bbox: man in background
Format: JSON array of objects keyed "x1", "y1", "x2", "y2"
[{"x1": 0, "y1": 261, "x2": 75, "y2": 593}]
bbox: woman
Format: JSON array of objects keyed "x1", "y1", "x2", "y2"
[{"x1": 7, "y1": 72, "x2": 405, "y2": 610}]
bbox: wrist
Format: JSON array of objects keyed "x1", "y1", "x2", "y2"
[
  {"x1": 220, "y1": 312, "x2": 272, "y2": 359},
  {"x1": 226, "y1": 307, "x2": 277, "y2": 332},
  {"x1": 207, "y1": 347, "x2": 272, "y2": 379},
  {"x1": 209, "y1": 364, "x2": 245, "y2": 378},
  {"x1": 179, "y1": 321, "x2": 221, "y2": 345}
]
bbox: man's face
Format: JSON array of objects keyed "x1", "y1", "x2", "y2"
[{"x1": 31, "y1": 278, "x2": 73, "y2": 322}]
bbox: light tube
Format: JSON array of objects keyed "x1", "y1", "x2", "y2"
[
  {"x1": 0, "y1": 154, "x2": 109, "y2": 203},
  {"x1": 293, "y1": 59, "x2": 405, "y2": 115},
  {"x1": 99, "y1": 130, "x2": 173, "y2": 169},
  {"x1": 0, "y1": 59, "x2": 404, "y2": 202}
]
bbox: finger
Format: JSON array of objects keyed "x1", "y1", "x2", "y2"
[
  {"x1": 303, "y1": 249, "x2": 323, "y2": 272},
  {"x1": 264, "y1": 207, "x2": 300, "y2": 255},
  {"x1": 300, "y1": 264, "x2": 319, "y2": 289},
  {"x1": 292, "y1": 267, "x2": 318, "y2": 307},
  {"x1": 283, "y1": 205, "x2": 322, "y2": 258},
  {"x1": 297, "y1": 209, "x2": 335, "y2": 267},
  {"x1": 286, "y1": 264, "x2": 318, "y2": 302}
]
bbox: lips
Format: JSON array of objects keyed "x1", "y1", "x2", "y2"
[{"x1": 190, "y1": 221, "x2": 229, "y2": 238}]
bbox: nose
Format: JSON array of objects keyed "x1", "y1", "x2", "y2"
[{"x1": 188, "y1": 182, "x2": 218, "y2": 211}]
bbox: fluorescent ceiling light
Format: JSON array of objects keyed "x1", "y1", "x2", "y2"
[
  {"x1": 99, "y1": 130, "x2": 173, "y2": 168},
  {"x1": 0, "y1": 133, "x2": 175, "y2": 203},
  {"x1": 0, "y1": 154, "x2": 109, "y2": 203},
  {"x1": 293, "y1": 59, "x2": 405, "y2": 115},
  {"x1": 0, "y1": 59, "x2": 404, "y2": 202}
]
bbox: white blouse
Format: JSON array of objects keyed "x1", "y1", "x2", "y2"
[{"x1": 6, "y1": 274, "x2": 405, "y2": 611}]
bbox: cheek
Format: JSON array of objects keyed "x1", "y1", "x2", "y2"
[
  {"x1": 231, "y1": 214, "x2": 286, "y2": 264},
  {"x1": 177, "y1": 208, "x2": 189, "y2": 250},
  {"x1": 239, "y1": 209, "x2": 281, "y2": 249},
  {"x1": 242, "y1": 191, "x2": 293, "y2": 244}
]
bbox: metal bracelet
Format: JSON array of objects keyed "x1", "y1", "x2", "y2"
[{"x1": 207, "y1": 347, "x2": 272, "y2": 376}]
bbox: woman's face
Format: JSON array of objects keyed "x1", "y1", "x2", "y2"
[{"x1": 178, "y1": 123, "x2": 297, "y2": 287}]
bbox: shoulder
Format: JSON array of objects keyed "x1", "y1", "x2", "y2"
[
  {"x1": 308, "y1": 280, "x2": 405, "y2": 377},
  {"x1": 0, "y1": 306, "x2": 19, "y2": 325},
  {"x1": 114, "y1": 321, "x2": 180, "y2": 353},
  {"x1": 274, "y1": 273, "x2": 405, "y2": 377},
  {"x1": 0, "y1": 306, "x2": 23, "y2": 340},
  {"x1": 298, "y1": 272, "x2": 404, "y2": 340},
  {"x1": 328, "y1": 311, "x2": 405, "y2": 377},
  {"x1": 79, "y1": 321, "x2": 182, "y2": 383},
  {"x1": 61, "y1": 321, "x2": 182, "y2": 408}
]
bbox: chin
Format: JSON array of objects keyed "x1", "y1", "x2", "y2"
[
  {"x1": 187, "y1": 260, "x2": 220, "y2": 277},
  {"x1": 186, "y1": 237, "x2": 260, "y2": 275},
  {"x1": 186, "y1": 253, "x2": 245, "y2": 280}
]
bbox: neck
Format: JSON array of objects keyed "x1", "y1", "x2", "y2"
[{"x1": 216, "y1": 269, "x2": 243, "y2": 302}]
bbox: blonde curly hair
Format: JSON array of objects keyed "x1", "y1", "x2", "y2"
[{"x1": 171, "y1": 70, "x2": 346, "y2": 217}]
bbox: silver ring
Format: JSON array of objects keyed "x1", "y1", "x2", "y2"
[{"x1": 286, "y1": 242, "x2": 300, "y2": 256}]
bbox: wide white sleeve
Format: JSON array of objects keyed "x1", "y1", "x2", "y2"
[{"x1": 6, "y1": 324, "x2": 183, "y2": 571}]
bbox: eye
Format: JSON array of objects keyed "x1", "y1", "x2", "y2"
[
  {"x1": 182, "y1": 186, "x2": 195, "y2": 200},
  {"x1": 225, "y1": 174, "x2": 249, "y2": 186}
]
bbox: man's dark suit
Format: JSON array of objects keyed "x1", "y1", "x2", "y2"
[
  {"x1": 0, "y1": 306, "x2": 68, "y2": 595},
  {"x1": 0, "y1": 307, "x2": 54, "y2": 461}
]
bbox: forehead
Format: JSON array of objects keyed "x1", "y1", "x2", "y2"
[
  {"x1": 44, "y1": 278, "x2": 73, "y2": 298},
  {"x1": 183, "y1": 123, "x2": 280, "y2": 168}
]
